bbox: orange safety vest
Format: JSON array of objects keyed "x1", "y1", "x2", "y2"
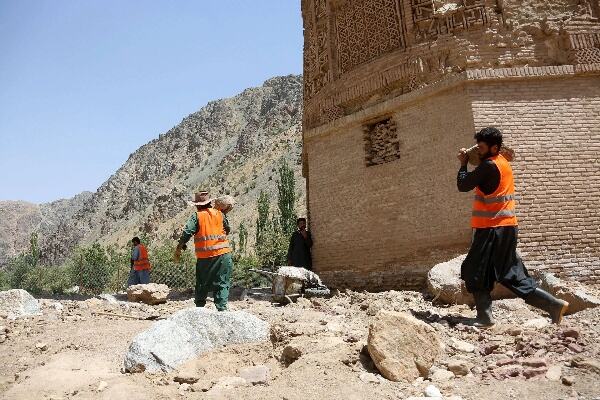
[
  {"x1": 133, "y1": 244, "x2": 151, "y2": 271},
  {"x1": 194, "y1": 208, "x2": 231, "y2": 259},
  {"x1": 471, "y1": 154, "x2": 518, "y2": 228}
]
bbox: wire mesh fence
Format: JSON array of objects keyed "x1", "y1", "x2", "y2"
[
  {"x1": 74, "y1": 255, "x2": 197, "y2": 295},
  {"x1": 1, "y1": 241, "x2": 269, "y2": 296}
]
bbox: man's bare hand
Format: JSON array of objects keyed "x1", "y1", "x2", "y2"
[{"x1": 457, "y1": 148, "x2": 469, "y2": 165}]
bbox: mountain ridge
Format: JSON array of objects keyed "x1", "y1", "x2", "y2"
[{"x1": 0, "y1": 74, "x2": 305, "y2": 266}]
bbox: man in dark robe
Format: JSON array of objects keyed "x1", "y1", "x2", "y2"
[
  {"x1": 287, "y1": 217, "x2": 313, "y2": 270},
  {"x1": 457, "y1": 127, "x2": 569, "y2": 327}
]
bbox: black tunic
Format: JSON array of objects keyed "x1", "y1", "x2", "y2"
[
  {"x1": 287, "y1": 231, "x2": 313, "y2": 270},
  {"x1": 457, "y1": 159, "x2": 537, "y2": 298}
]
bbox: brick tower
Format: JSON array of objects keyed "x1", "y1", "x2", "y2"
[{"x1": 301, "y1": 0, "x2": 600, "y2": 290}]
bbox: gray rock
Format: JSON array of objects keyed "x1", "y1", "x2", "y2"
[
  {"x1": 239, "y1": 365, "x2": 270, "y2": 385},
  {"x1": 96, "y1": 381, "x2": 108, "y2": 392},
  {"x1": 447, "y1": 359, "x2": 472, "y2": 376},
  {"x1": 192, "y1": 380, "x2": 213, "y2": 392},
  {"x1": 174, "y1": 372, "x2": 200, "y2": 384},
  {"x1": 562, "y1": 375, "x2": 575, "y2": 386},
  {"x1": 127, "y1": 283, "x2": 169, "y2": 305},
  {"x1": 546, "y1": 365, "x2": 562, "y2": 381},
  {"x1": 359, "y1": 372, "x2": 380, "y2": 384},
  {"x1": 450, "y1": 338, "x2": 475, "y2": 353},
  {"x1": 99, "y1": 294, "x2": 119, "y2": 304},
  {"x1": 123, "y1": 308, "x2": 269, "y2": 373},
  {"x1": 35, "y1": 342, "x2": 48, "y2": 351},
  {"x1": 427, "y1": 255, "x2": 515, "y2": 305},
  {"x1": 424, "y1": 384, "x2": 442, "y2": 397},
  {"x1": 0, "y1": 289, "x2": 40, "y2": 318},
  {"x1": 430, "y1": 368, "x2": 455, "y2": 382},
  {"x1": 367, "y1": 311, "x2": 445, "y2": 382},
  {"x1": 535, "y1": 272, "x2": 600, "y2": 314},
  {"x1": 209, "y1": 376, "x2": 248, "y2": 391},
  {"x1": 524, "y1": 318, "x2": 549, "y2": 329}
]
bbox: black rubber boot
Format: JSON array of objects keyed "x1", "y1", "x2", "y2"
[
  {"x1": 473, "y1": 291, "x2": 495, "y2": 328},
  {"x1": 525, "y1": 288, "x2": 569, "y2": 324}
]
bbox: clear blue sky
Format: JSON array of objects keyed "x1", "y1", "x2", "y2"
[{"x1": 0, "y1": 1, "x2": 302, "y2": 203}]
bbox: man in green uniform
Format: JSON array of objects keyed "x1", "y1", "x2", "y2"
[{"x1": 174, "y1": 191, "x2": 233, "y2": 311}]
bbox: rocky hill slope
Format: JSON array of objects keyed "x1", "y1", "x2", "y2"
[{"x1": 0, "y1": 75, "x2": 305, "y2": 266}]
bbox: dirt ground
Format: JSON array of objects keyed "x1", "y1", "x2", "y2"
[{"x1": 1, "y1": 289, "x2": 600, "y2": 400}]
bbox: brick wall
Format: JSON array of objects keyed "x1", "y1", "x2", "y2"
[
  {"x1": 468, "y1": 75, "x2": 600, "y2": 283},
  {"x1": 306, "y1": 85, "x2": 476, "y2": 291},
  {"x1": 306, "y1": 67, "x2": 600, "y2": 290}
]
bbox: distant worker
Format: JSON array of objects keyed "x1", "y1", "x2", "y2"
[
  {"x1": 287, "y1": 217, "x2": 313, "y2": 270},
  {"x1": 457, "y1": 127, "x2": 569, "y2": 327},
  {"x1": 174, "y1": 191, "x2": 233, "y2": 311},
  {"x1": 128, "y1": 237, "x2": 151, "y2": 286}
]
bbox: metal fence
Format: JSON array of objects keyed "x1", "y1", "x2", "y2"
[{"x1": 74, "y1": 255, "x2": 196, "y2": 295}]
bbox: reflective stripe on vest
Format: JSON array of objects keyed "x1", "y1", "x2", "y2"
[
  {"x1": 133, "y1": 244, "x2": 151, "y2": 271},
  {"x1": 194, "y1": 208, "x2": 231, "y2": 259},
  {"x1": 471, "y1": 154, "x2": 518, "y2": 228},
  {"x1": 194, "y1": 234, "x2": 228, "y2": 242},
  {"x1": 474, "y1": 194, "x2": 515, "y2": 204},
  {"x1": 472, "y1": 210, "x2": 516, "y2": 218},
  {"x1": 195, "y1": 243, "x2": 230, "y2": 252}
]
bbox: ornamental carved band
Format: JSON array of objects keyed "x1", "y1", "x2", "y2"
[
  {"x1": 411, "y1": 0, "x2": 489, "y2": 41},
  {"x1": 303, "y1": 0, "x2": 331, "y2": 101}
]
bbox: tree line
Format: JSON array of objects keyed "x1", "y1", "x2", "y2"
[{"x1": 0, "y1": 159, "x2": 298, "y2": 294}]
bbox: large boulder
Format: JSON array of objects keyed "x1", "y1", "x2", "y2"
[
  {"x1": 127, "y1": 283, "x2": 170, "y2": 305},
  {"x1": 427, "y1": 255, "x2": 515, "y2": 305},
  {"x1": 0, "y1": 289, "x2": 40, "y2": 318},
  {"x1": 534, "y1": 272, "x2": 600, "y2": 315},
  {"x1": 367, "y1": 311, "x2": 444, "y2": 382},
  {"x1": 123, "y1": 308, "x2": 269, "y2": 372}
]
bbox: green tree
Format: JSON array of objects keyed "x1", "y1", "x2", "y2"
[
  {"x1": 231, "y1": 254, "x2": 267, "y2": 288},
  {"x1": 277, "y1": 159, "x2": 296, "y2": 237},
  {"x1": 256, "y1": 190, "x2": 270, "y2": 247},
  {"x1": 70, "y1": 243, "x2": 110, "y2": 294},
  {"x1": 8, "y1": 232, "x2": 40, "y2": 289},
  {"x1": 238, "y1": 222, "x2": 248, "y2": 256},
  {"x1": 0, "y1": 270, "x2": 10, "y2": 290}
]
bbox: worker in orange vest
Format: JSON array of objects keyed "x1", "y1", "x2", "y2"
[
  {"x1": 128, "y1": 237, "x2": 151, "y2": 286},
  {"x1": 174, "y1": 191, "x2": 233, "y2": 311},
  {"x1": 457, "y1": 127, "x2": 568, "y2": 327}
]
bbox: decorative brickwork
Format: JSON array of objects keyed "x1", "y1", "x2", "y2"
[
  {"x1": 335, "y1": 0, "x2": 406, "y2": 73},
  {"x1": 567, "y1": 32, "x2": 600, "y2": 64},
  {"x1": 363, "y1": 118, "x2": 400, "y2": 166},
  {"x1": 302, "y1": 0, "x2": 331, "y2": 101},
  {"x1": 411, "y1": 0, "x2": 490, "y2": 41}
]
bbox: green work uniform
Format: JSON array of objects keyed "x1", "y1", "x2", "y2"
[{"x1": 179, "y1": 211, "x2": 232, "y2": 311}]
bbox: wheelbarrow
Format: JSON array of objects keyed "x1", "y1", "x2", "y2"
[{"x1": 250, "y1": 266, "x2": 329, "y2": 305}]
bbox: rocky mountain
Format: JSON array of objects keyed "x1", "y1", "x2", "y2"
[
  {"x1": 0, "y1": 74, "x2": 305, "y2": 266},
  {"x1": 0, "y1": 192, "x2": 94, "y2": 265}
]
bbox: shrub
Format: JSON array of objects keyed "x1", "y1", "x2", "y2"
[
  {"x1": 69, "y1": 243, "x2": 111, "y2": 295},
  {"x1": 148, "y1": 240, "x2": 195, "y2": 289},
  {"x1": 232, "y1": 255, "x2": 269, "y2": 288}
]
